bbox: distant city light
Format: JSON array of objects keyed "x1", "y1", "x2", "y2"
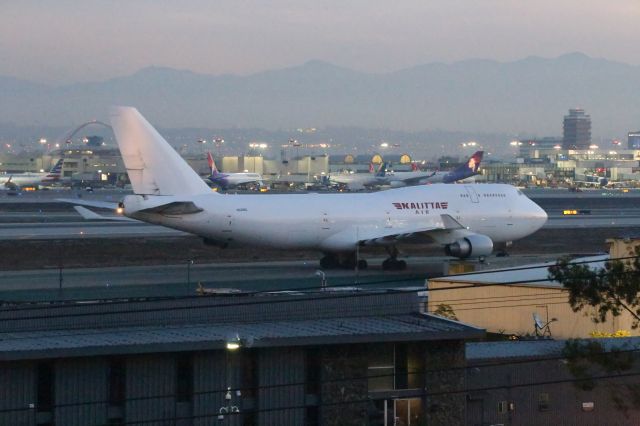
[
  {"x1": 589, "y1": 144, "x2": 599, "y2": 149},
  {"x1": 39, "y1": 138, "x2": 47, "y2": 144},
  {"x1": 553, "y1": 145, "x2": 562, "y2": 150},
  {"x1": 380, "y1": 142, "x2": 389, "y2": 148}
]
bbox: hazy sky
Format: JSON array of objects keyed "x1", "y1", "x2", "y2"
[{"x1": 1, "y1": 0, "x2": 639, "y2": 84}]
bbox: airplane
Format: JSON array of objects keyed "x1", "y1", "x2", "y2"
[
  {"x1": 73, "y1": 107, "x2": 547, "y2": 270},
  {"x1": 328, "y1": 162, "x2": 386, "y2": 190},
  {"x1": 0, "y1": 158, "x2": 64, "y2": 190},
  {"x1": 206, "y1": 152, "x2": 263, "y2": 189},
  {"x1": 384, "y1": 151, "x2": 484, "y2": 187}
]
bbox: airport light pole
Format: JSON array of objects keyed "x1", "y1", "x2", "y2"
[
  {"x1": 186, "y1": 259, "x2": 194, "y2": 291},
  {"x1": 219, "y1": 335, "x2": 241, "y2": 422}
]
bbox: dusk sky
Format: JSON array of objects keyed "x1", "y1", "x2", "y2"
[{"x1": 2, "y1": 0, "x2": 639, "y2": 85}]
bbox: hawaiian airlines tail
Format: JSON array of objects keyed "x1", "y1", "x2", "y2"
[
  {"x1": 442, "y1": 151, "x2": 484, "y2": 183},
  {"x1": 110, "y1": 107, "x2": 212, "y2": 196},
  {"x1": 207, "y1": 152, "x2": 220, "y2": 176}
]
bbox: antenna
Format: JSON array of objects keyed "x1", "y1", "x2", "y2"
[{"x1": 533, "y1": 310, "x2": 557, "y2": 338}]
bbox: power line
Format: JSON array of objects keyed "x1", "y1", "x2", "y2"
[
  {"x1": 0, "y1": 255, "x2": 631, "y2": 323},
  {"x1": 0, "y1": 266, "x2": 636, "y2": 345},
  {"x1": 1, "y1": 250, "x2": 625, "y2": 311},
  {"x1": 0, "y1": 344, "x2": 638, "y2": 415}
]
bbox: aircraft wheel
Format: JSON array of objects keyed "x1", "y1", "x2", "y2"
[
  {"x1": 320, "y1": 255, "x2": 339, "y2": 269},
  {"x1": 396, "y1": 260, "x2": 407, "y2": 270},
  {"x1": 382, "y1": 259, "x2": 392, "y2": 271},
  {"x1": 357, "y1": 259, "x2": 368, "y2": 270}
]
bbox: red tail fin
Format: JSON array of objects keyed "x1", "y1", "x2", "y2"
[
  {"x1": 207, "y1": 152, "x2": 217, "y2": 173},
  {"x1": 369, "y1": 163, "x2": 374, "y2": 173},
  {"x1": 411, "y1": 162, "x2": 418, "y2": 171}
]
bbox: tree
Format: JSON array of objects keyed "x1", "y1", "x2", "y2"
[
  {"x1": 548, "y1": 247, "x2": 640, "y2": 328},
  {"x1": 433, "y1": 304, "x2": 458, "y2": 321}
]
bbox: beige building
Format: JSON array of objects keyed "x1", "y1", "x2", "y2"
[{"x1": 427, "y1": 241, "x2": 640, "y2": 339}]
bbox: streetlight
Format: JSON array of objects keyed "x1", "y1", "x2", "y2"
[
  {"x1": 219, "y1": 333, "x2": 242, "y2": 421},
  {"x1": 315, "y1": 270, "x2": 327, "y2": 290},
  {"x1": 186, "y1": 259, "x2": 194, "y2": 290},
  {"x1": 214, "y1": 137, "x2": 224, "y2": 158}
]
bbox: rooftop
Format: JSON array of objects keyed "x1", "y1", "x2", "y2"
[
  {"x1": 0, "y1": 289, "x2": 484, "y2": 360},
  {"x1": 428, "y1": 254, "x2": 609, "y2": 288}
]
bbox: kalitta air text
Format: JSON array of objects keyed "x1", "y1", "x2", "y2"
[{"x1": 392, "y1": 202, "x2": 448, "y2": 210}]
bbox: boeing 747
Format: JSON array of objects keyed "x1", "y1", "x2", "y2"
[{"x1": 75, "y1": 107, "x2": 547, "y2": 270}]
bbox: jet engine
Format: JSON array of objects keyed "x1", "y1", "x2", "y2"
[
  {"x1": 389, "y1": 181, "x2": 406, "y2": 188},
  {"x1": 444, "y1": 234, "x2": 493, "y2": 259}
]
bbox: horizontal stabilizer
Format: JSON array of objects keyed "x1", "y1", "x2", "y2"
[
  {"x1": 73, "y1": 206, "x2": 136, "y2": 222},
  {"x1": 138, "y1": 201, "x2": 203, "y2": 215},
  {"x1": 58, "y1": 198, "x2": 119, "y2": 210}
]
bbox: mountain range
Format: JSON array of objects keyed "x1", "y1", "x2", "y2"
[{"x1": 1, "y1": 53, "x2": 638, "y2": 138}]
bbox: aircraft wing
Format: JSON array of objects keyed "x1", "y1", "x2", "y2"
[
  {"x1": 358, "y1": 214, "x2": 465, "y2": 245},
  {"x1": 320, "y1": 214, "x2": 466, "y2": 250},
  {"x1": 57, "y1": 198, "x2": 119, "y2": 210},
  {"x1": 394, "y1": 172, "x2": 437, "y2": 186}
]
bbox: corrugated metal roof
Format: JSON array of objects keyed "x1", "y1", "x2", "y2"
[
  {"x1": 467, "y1": 336, "x2": 640, "y2": 361},
  {"x1": 429, "y1": 254, "x2": 609, "y2": 288},
  {"x1": 0, "y1": 313, "x2": 483, "y2": 361}
]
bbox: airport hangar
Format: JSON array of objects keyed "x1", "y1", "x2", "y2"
[{"x1": 0, "y1": 289, "x2": 482, "y2": 426}]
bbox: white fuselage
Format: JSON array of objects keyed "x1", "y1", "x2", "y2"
[
  {"x1": 0, "y1": 172, "x2": 47, "y2": 188},
  {"x1": 329, "y1": 172, "x2": 380, "y2": 189},
  {"x1": 124, "y1": 184, "x2": 546, "y2": 252}
]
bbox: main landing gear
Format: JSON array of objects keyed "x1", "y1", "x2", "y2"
[
  {"x1": 319, "y1": 252, "x2": 368, "y2": 270},
  {"x1": 381, "y1": 246, "x2": 406, "y2": 271}
]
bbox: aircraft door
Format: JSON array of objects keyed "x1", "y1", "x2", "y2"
[
  {"x1": 321, "y1": 212, "x2": 331, "y2": 231},
  {"x1": 464, "y1": 185, "x2": 479, "y2": 203},
  {"x1": 221, "y1": 214, "x2": 233, "y2": 234}
]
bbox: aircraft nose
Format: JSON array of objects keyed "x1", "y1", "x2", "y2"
[{"x1": 530, "y1": 201, "x2": 548, "y2": 231}]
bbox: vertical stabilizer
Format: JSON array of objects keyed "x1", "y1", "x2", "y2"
[
  {"x1": 110, "y1": 107, "x2": 212, "y2": 196},
  {"x1": 207, "y1": 152, "x2": 219, "y2": 175}
]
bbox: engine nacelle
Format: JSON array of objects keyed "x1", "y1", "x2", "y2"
[
  {"x1": 445, "y1": 234, "x2": 493, "y2": 259},
  {"x1": 389, "y1": 180, "x2": 406, "y2": 188}
]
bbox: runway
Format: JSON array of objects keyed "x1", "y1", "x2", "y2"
[{"x1": 0, "y1": 221, "x2": 185, "y2": 239}]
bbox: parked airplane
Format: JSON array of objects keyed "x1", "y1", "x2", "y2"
[
  {"x1": 74, "y1": 107, "x2": 547, "y2": 270},
  {"x1": 328, "y1": 162, "x2": 386, "y2": 190},
  {"x1": 206, "y1": 152, "x2": 263, "y2": 189},
  {"x1": 0, "y1": 158, "x2": 64, "y2": 190},
  {"x1": 385, "y1": 151, "x2": 483, "y2": 187}
]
